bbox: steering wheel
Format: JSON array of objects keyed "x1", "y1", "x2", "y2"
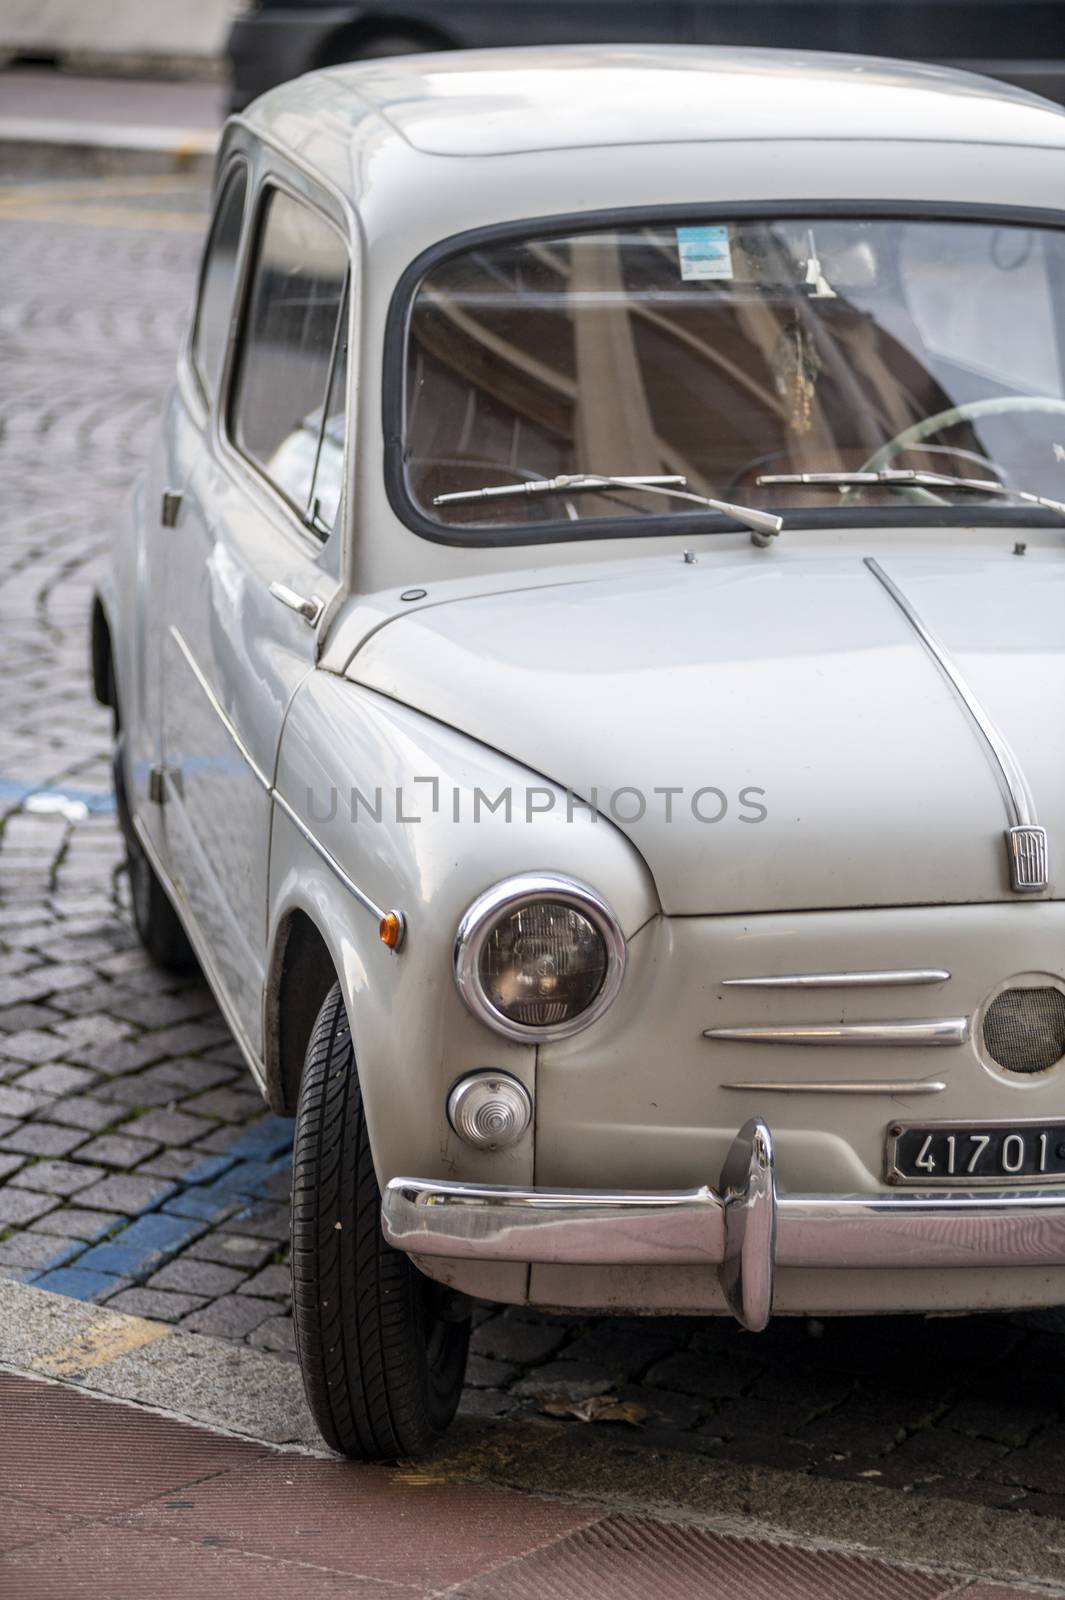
[{"x1": 862, "y1": 395, "x2": 1065, "y2": 475}]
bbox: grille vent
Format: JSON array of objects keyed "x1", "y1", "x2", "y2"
[{"x1": 983, "y1": 986, "x2": 1065, "y2": 1074}]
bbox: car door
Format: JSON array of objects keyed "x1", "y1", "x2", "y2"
[
  {"x1": 127, "y1": 158, "x2": 249, "y2": 876},
  {"x1": 162, "y1": 170, "x2": 350, "y2": 1057}
]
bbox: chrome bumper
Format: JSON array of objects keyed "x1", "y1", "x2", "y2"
[{"x1": 382, "y1": 1119, "x2": 1065, "y2": 1331}]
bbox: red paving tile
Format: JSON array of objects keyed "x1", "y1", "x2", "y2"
[
  {"x1": 0, "y1": 1524, "x2": 425, "y2": 1599},
  {"x1": 115, "y1": 1452, "x2": 604, "y2": 1585},
  {"x1": 451, "y1": 1514, "x2": 950, "y2": 1600},
  {"x1": 0, "y1": 1371, "x2": 268, "y2": 1514},
  {"x1": 0, "y1": 1374, "x2": 1050, "y2": 1600},
  {"x1": 0, "y1": 1491, "x2": 85, "y2": 1555}
]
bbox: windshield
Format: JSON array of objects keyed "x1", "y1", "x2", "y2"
[{"x1": 401, "y1": 214, "x2": 1065, "y2": 539}]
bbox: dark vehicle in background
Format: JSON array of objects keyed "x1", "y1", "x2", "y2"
[{"x1": 227, "y1": 0, "x2": 1065, "y2": 112}]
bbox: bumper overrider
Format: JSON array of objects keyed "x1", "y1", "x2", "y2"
[{"x1": 382, "y1": 1119, "x2": 1065, "y2": 1330}]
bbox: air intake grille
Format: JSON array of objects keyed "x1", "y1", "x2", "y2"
[{"x1": 983, "y1": 987, "x2": 1065, "y2": 1074}]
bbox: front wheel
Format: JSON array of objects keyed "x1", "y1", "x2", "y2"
[{"x1": 290, "y1": 983, "x2": 470, "y2": 1460}]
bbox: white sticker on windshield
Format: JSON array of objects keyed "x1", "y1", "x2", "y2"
[{"x1": 676, "y1": 225, "x2": 733, "y2": 281}]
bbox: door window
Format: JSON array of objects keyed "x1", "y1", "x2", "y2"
[
  {"x1": 307, "y1": 289, "x2": 348, "y2": 534},
  {"x1": 230, "y1": 187, "x2": 350, "y2": 535},
  {"x1": 190, "y1": 164, "x2": 248, "y2": 400}
]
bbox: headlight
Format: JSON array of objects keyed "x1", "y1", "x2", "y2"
[{"x1": 454, "y1": 873, "x2": 625, "y2": 1042}]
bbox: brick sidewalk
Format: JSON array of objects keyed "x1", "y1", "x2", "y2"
[
  {"x1": 0, "y1": 180, "x2": 298, "y2": 1349},
  {"x1": 0, "y1": 1371, "x2": 1043, "y2": 1599}
]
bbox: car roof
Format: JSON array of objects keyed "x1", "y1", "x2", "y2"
[{"x1": 242, "y1": 44, "x2": 1065, "y2": 180}]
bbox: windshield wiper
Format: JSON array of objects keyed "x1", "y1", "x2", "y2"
[
  {"x1": 433, "y1": 473, "x2": 783, "y2": 545},
  {"x1": 757, "y1": 469, "x2": 1065, "y2": 522}
]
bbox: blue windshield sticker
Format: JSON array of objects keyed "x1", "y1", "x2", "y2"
[{"x1": 676, "y1": 224, "x2": 733, "y2": 282}]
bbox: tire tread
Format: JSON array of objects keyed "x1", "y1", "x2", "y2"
[{"x1": 291, "y1": 984, "x2": 468, "y2": 1459}]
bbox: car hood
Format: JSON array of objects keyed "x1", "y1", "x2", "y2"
[{"x1": 346, "y1": 548, "x2": 1064, "y2": 915}]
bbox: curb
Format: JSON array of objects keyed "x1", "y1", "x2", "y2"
[
  {"x1": 3, "y1": 1279, "x2": 1065, "y2": 1592},
  {"x1": 0, "y1": 118, "x2": 218, "y2": 176},
  {"x1": 0, "y1": 1278, "x2": 324, "y2": 1451}
]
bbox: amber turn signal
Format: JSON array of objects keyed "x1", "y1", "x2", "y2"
[{"x1": 379, "y1": 911, "x2": 404, "y2": 949}]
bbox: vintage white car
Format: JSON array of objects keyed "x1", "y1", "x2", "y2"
[{"x1": 94, "y1": 45, "x2": 1065, "y2": 1459}]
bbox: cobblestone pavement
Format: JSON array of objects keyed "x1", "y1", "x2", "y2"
[{"x1": 4, "y1": 168, "x2": 1065, "y2": 1521}]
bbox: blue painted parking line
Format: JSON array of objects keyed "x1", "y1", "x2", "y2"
[
  {"x1": 221, "y1": 1118, "x2": 294, "y2": 1162},
  {"x1": 26, "y1": 1213, "x2": 131, "y2": 1283},
  {"x1": 75, "y1": 1211, "x2": 206, "y2": 1277},
  {"x1": 30, "y1": 1238, "x2": 90, "y2": 1272},
  {"x1": 0, "y1": 776, "x2": 116, "y2": 815},
  {"x1": 178, "y1": 1153, "x2": 237, "y2": 1185},
  {"x1": 34, "y1": 1265, "x2": 130, "y2": 1301},
  {"x1": 161, "y1": 1183, "x2": 243, "y2": 1224},
  {"x1": 76, "y1": 1216, "x2": 131, "y2": 1241},
  {"x1": 21, "y1": 1117, "x2": 295, "y2": 1304},
  {"x1": 0, "y1": 778, "x2": 34, "y2": 806},
  {"x1": 212, "y1": 1154, "x2": 291, "y2": 1199}
]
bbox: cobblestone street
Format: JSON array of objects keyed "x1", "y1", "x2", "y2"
[{"x1": 4, "y1": 167, "x2": 1065, "y2": 1534}]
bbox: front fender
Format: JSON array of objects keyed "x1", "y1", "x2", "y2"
[{"x1": 270, "y1": 669, "x2": 660, "y2": 1195}]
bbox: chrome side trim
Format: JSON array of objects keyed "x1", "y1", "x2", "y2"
[
  {"x1": 723, "y1": 1078, "x2": 947, "y2": 1095},
  {"x1": 382, "y1": 1116, "x2": 1065, "y2": 1329},
  {"x1": 167, "y1": 625, "x2": 392, "y2": 929},
  {"x1": 704, "y1": 1018, "x2": 969, "y2": 1047},
  {"x1": 271, "y1": 789, "x2": 389, "y2": 925},
  {"x1": 130, "y1": 814, "x2": 268, "y2": 1094},
  {"x1": 863, "y1": 557, "x2": 1049, "y2": 893},
  {"x1": 168, "y1": 626, "x2": 272, "y2": 793},
  {"x1": 722, "y1": 969, "x2": 950, "y2": 989}
]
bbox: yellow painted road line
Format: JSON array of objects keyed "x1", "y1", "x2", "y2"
[{"x1": 32, "y1": 1310, "x2": 171, "y2": 1378}]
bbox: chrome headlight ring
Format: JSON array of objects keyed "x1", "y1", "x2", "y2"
[{"x1": 453, "y1": 872, "x2": 627, "y2": 1043}]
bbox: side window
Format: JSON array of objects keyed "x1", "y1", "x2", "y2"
[
  {"x1": 308, "y1": 286, "x2": 348, "y2": 533},
  {"x1": 230, "y1": 187, "x2": 350, "y2": 535},
  {"x1": 191, "y1": 165, "x2": 248, "y2": 399}
]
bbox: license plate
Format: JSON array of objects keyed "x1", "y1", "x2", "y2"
[{"x1": 886, "y1": 1120, "x2": 1065, "y2": 1186}]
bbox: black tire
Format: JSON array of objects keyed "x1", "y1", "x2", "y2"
[
  {"x1": 291, "y1": 983, "x2": 470, "y2": 1460},
  {"x1": 318, "y1": 29, "x2": 448, "y2": 68},
  {"x1": 112, "y1": 732, "x2": 195, "y2": 972},
  {"x1": 355, "y1": 33, "x2": 434, "y2": 58}
]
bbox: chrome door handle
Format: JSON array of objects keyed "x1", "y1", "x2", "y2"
[{"x1": 269, "y1": 581, "x2": 323, "y2": 627}]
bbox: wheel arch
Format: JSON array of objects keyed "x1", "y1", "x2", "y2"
[
  {"x1": 263, "y1": 906, "x2": 341, "y2": 1115},
  {"x1": 91, "y1": 595, "x2": 114, "y2": 711}
]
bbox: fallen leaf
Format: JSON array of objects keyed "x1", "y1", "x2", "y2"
[{"x1": 538, "y1": 1393, "x2": 650, "y2": 1427}]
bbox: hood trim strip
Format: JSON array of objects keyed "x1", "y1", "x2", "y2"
[
  {"x1": 721, "y1": 969, "x2": 949, "y2": 989},
  {"x1": 704, "y1": 1018, "x2": 968, "y2": 1046},
  {"x1": 863, "y1": 557, "x2": 1049, "y2": 893},
  {"x1": 723, "y1": 1078, "x2": 947, "y2": 1095}
]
